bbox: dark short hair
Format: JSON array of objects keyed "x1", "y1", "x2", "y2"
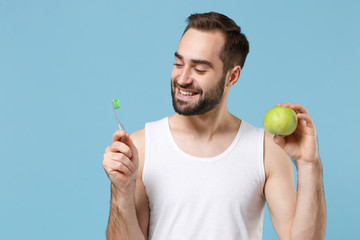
[{"x1": 183, "y1": 12, "x2": 249, "y2": 73}]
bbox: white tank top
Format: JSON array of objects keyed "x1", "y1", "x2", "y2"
[{"x1": 143, "y1": 117, "x2": 265, "y2": 240}]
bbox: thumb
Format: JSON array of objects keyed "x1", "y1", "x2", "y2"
[
  {"x1": 125, "y1": 133, "x2": 138, "y2": 160},
  {"x1": 273, "y1": 134, "x2": 286, "y2": 149}
]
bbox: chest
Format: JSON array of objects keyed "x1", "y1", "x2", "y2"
[
  {"x1": 145, "y1": 153, "x2": 265, "y2": 212},
  {"x1": 171, "y1": 131, "x2": 238, "y2": 158}
]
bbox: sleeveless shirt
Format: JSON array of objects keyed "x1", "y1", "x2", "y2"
[{"x1": 143, "y1": 117, "x2": 265, "y2": 240}]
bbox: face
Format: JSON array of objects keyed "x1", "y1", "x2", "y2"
[{"x1": 171, "y1": 29, "x2": 227, "y2": 116}]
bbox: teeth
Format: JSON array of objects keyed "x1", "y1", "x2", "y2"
[{"x1": 180, "y1": 89, "x2": 195, "y2": 96}]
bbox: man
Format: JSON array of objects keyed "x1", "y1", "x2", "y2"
[{"x1": 103, "y1": 12, "x2": 326, "y2": 240}]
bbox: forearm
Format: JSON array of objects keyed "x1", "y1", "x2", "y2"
[
  {"x1": 106, "y1": 184, "x2": 145, "y2": 240},
  {"x1": 290, "y1": 160, "x2": 326, "y2": 240}
]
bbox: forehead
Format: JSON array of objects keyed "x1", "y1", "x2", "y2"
[{"x1": 177, "y1": 28, "x2": 225, "y2": 64}]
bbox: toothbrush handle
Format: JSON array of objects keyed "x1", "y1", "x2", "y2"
[{"x1": 112, "y1": 102, "x2": 126, "y2": 142}]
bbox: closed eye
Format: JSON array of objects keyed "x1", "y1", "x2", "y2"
[
  {"x1": 174, "y1": 63, "x2": 184, "y2": 68},
  {"x1": 195, "y1": 68, "x2": 206, "y2": 74}
]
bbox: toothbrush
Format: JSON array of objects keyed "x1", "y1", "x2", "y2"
[{"x1": 112, "y1": 99, "x2": 125, "y2": 131}]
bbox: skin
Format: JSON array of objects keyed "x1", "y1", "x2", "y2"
[{"x1": 103, "y1": 28, "x2": 326, "y2": 239}]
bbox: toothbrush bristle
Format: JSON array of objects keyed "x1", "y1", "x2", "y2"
[{"x1": 112, "y1": 99, "x2": 120, "y2": 109}]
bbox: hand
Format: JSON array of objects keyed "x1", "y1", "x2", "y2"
[
  {"x1": 103, "y1": 130, "x2": 139, "y2": 194},
  {"x1": 273, "y1": 103, "x2": 320, "y2": 165}
]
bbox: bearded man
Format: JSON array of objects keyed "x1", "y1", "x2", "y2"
[{"x1": 103, "y1": 12, "x2": 326, "y2": 240}]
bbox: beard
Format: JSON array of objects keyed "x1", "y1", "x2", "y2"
[{"x1": 171, "y1": 74, "x2": 226, "y2": 116}]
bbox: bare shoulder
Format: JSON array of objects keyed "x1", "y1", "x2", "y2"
[
  {"x1": 264, "y1": 132, "x2": 292, "y2": 180},
  {"x1": 130, "y1": 129, "x2": 145, "y2": 152}
]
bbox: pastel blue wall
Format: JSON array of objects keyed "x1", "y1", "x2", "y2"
[{"x1": 1, "y1": 0, "x2": 358, "y2": 239}]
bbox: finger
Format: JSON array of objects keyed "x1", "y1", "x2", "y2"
[
  {"x1": 277, "y1": 102, "x2": 292, "y2": 108},
  {"x1": 110, "y1": 152, "x2": 136, "y2": 172},
  {"x1": 103, "y1": 152, "x2": 135, "y2": 174},
  {"x1": 290, "y1": 103, "x2": 309, "y2": 114},
  {"x1": 297, "y1": 113, "x2": 315, "y2": 128},
  {"x1": 112, "y1": 130, "x2": 127, "y2": 143},
  {"x1": 106, "y1": 159, "x2": 133, "y2": 176},
  {"x1": 109, "y1": 141, "x2": 132, "y2": 158},
  {"x1": 273, "y1": 134, "x2": 286, "y2": 149},
  {"x1": 105, "y1": 146, "x2": 110, "y2": 153},
  {"x1": 127, "y1": 133, "x2": 139, "y2": 159}
]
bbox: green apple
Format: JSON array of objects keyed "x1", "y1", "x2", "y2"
[{"x1": 263, "y1": 106, "x2": 298, "y2": 136}]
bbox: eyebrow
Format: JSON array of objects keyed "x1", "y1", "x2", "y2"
[{"x1": 174, "y1": 51, "x2": 214, "y2": 69}]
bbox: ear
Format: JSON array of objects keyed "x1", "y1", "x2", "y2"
[{"x1": 226, "y1": 65, "x2": 241, "y2": 87}]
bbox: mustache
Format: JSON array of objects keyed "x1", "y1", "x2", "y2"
[{"x1": 173, "y1": 80, "x2": 202, "y2": 94}]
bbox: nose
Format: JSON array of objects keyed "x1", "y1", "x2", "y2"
[{"x1": 176, "y1": 66, "x2": 193, "y2": 86}]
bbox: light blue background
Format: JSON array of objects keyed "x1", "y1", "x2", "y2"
[{"x1": 0, "y1": 0, "x2": 359, "y2": 239}]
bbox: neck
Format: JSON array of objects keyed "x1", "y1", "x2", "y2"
[{"x1": 169, "y1": 102, "x2": 240, "y2": 140}]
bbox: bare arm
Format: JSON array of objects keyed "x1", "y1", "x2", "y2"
[
  {"x1": 264, "y1": 134, "x2": 297, "y2": 238},
  {"x1": 290, "y1": 157, "x2": 325, "y2": 239},
  {"x1": 265, "y1": 103, "x2": 326, "y2": 240},
  {"x1": 107, "y1": 184, "x2": 144, "y2": 240},
  {"x1": 103, "y1": 129, "x2": 149, "y2": 240},
  {"x1": 132, "y1": 129, "x2": 150, "y2": 237}
]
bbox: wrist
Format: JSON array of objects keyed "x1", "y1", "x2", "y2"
[
  {"x1": 111, "y1": 182, "x2": 135, "y2": 202},
  {"x1": 110, "y1": 186, "x2": 136, "y2": 215},
  {"x1": 296, "y1": 156, "x2": 322, "y2": 171},
  {"x1": 296, "y1": 158, "x2": 323, "y2": 185}
]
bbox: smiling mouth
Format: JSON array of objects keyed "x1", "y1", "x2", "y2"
[
  {"x1": 179, "y1": 89, "x2": 198, "y2": 96},
  {"x1": 177, "y1": 87, "x2": 200, "y2": 98}
]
